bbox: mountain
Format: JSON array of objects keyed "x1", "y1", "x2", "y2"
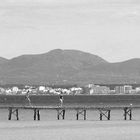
[
  {"x1": 0, "y1": 49, "x2": 140, "y2": 85},
  {"x1": 0, "y1": 49, "x2": 108, "y2": 85},
  {"x1": 74, "y1": 58, "x2": 140, "y2": 84},
  {"x1": 0, "y1": 57, "x2": 9, "y2": 65}
]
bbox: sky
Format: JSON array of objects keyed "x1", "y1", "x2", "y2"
[{"x1": 0, "y1": 0, "x2": 140, "y2": 62}]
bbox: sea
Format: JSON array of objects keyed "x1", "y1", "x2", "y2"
[{"x1": 0, "y1": 94, "x2": 140, "y2": 107}]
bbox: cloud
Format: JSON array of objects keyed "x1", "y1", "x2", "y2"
[{"x1": 2, "y1": 0, "x2": 140, "y2": 6}]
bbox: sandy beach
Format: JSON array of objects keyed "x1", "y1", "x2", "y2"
[
  {"x1": 0, "y1": 109, "x2": 139, "y2": 140},
  {"x1": 0, "y1": 120, "x2": 140, "y2": 140}
]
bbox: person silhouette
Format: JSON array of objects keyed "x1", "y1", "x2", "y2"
[
  {"x1": 25, "y1": 90, "x2": 32, "y2": 106},
  {"x1": 59, "y1": 94, "x2": 64, "y2": 107}
]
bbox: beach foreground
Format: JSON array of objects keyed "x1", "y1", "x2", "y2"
[{"x1": 0, "y1": 120, "x2": 140, "y2": 140}]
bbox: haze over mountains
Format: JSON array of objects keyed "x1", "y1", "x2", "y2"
[{"x1": 0, "y1": 49, "x2": 140, "y2": 85}]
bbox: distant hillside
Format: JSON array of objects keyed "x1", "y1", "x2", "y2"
[
  {"x1": 0, "y1": 49, "x2": 140, "y2": 85},
  {"x1": 74, "y1": 58, "x2": 140, "y2": 84},
  {"x1": 0, "y1": 57, "x2": 9, "y2": 65},
  {"x1": 0, "y1": 49, "x2": 107, "y2": 85}
]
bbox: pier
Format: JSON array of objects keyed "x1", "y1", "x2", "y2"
[{"x1": 0, "y1": 105, "x2": 136, "y2": 121}]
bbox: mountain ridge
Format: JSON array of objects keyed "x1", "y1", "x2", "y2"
[
  {"x1": 0, "y1": 57, "x2": 9, "y2": 65},
  {"x1": 0, "y1": 49, "x2": 140, "y2": 85}
]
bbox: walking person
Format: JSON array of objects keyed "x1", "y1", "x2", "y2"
[{"x1": 25, "y1": 89, "x2": 32, "y2": 106}]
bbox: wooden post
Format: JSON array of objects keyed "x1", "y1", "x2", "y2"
[
  {"x1": 124, "y1": 107, "x2": 127, "y2": 120},
  {"x1": 37, "y1": 110, "x2": 40, "y2": 120},
  {"x1": 76, "y1": 110, "x2": 79, "y2": 120},
  {"x1": 8, "y1": 108, "x2": 12, "y2": 120},
  {"x1": 34, "y1": 109, "x2": 40, "y2": 121},
  {"x1": 130, "y1": 109, "x2": 132, "y2": 120},
  {"x1": 57, "y1": 109, "x2": 65, "y2": 120},
  {"x1": 16, "y1": 109, "x2": 19, "y2": 120},
  {"x1": 100, "y1": 112, "x2": 102, "y2": 120},
  {"x1": 124, "y1": 107, "x2": 132, "y2": 120},
  {"x1": 98, "y1": 108, "x2": 111, "y2": 121},
  {"x1": 84, "y1": 110, "x2": 86, "y2": 120},
  {"x1": 108, "y1": 110, "x2": 111, "y2": 120},
  {"x1": 57, "y1": 110, "x2": 60, "y2": 120},
  {"x1": 76, "y1": 109, "x2": 86, "y2": 120},
  {"x1": 8, "y1": 108, "x2": 19, "y2": 120},
  {"x1": 34, "y1": 108, "x2": 37, "y2": 120},
  {"x1": 62, "y1": 110, "x2": 65, "y2": 120}
]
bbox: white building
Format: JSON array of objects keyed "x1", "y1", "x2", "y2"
[
  {"x1": 115, "y1": 85, "x2": 133, "y2": 94},
  {"x1": 12, "y1": 87, "x2": 19, "y2": 94},
  {"x1": 89, "y1": 85, "x2": 110, "y2": 95},
  {"x1": 38, "y1": 86, "x2": 45, "y2": 92}
]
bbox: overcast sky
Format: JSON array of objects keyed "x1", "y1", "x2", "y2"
[{"x1": 0, "y1": 0, "x2": 140, "y2": 62}]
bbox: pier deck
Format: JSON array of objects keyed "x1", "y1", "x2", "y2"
[{"x1": 0, "y1": 105, "x2": 138, "y2": 121}]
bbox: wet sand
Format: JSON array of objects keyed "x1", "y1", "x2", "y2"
[
  {"x1": 0, "y1": 120, "x2": 140, "y2": 140},
  {"x1": 0, "y1": 108, "x2": 139, "y2": 140}
]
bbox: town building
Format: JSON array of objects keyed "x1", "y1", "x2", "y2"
[{"x1": 115, "y1": 85, "x2": 133, "y2": 94}]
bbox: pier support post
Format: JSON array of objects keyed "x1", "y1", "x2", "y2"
[
  {"x1": 57, "y1": 109, "x2": 65, "y2": 120},
  {"x1": 33, "y1": 108, "x2": 40, "y2": 120},
  {"x1": 8, "y1": 108, "x2": 19, "y2": 120},
  {"x1": 123, "y1": 107, "x2": 132, "y2": 120},
  {"x1": 76, "y1": 109, "x2": 86, "y2": 120},
  {"x1": 108, "y1": 110, "x2": 111, "y2": 120},
  {"x1": 98, "y1": 108, "x2": 111, "y2": 121}
]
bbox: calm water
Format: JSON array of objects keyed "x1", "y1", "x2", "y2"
[{"x1": 0, "y1": 94, "x2": 140, "y2": 107}]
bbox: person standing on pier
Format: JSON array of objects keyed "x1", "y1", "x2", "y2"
[{"x1": 59, "y1": 94, "x2": 64, "y2": 107}]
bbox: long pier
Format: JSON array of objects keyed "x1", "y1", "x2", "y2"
[{"x1": 0, "y1": 105, "x2": 137, "y2": 121}]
